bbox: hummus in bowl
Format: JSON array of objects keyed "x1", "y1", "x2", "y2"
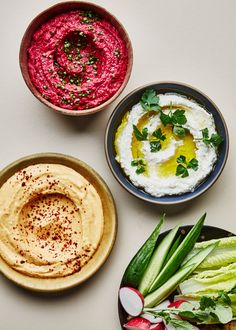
[
  {"x1": 105, "y1": 82, "x2": 229, "y2": 204},
  {"x1": 19, "y1": 2, "x2": 133, "y2": 116},
  {"x1": 0, "y1": 153, "x2": 117, "y2": 291}
]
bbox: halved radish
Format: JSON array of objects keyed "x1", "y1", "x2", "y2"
[
  {"x1": 141, "y1": 313, "x2": 163, "y2": 324},
  {"x1": 150, "y1": 322, "x2": 165, "y2": 330},
  {"x1": 124, "y1": 317, "x2": 151, "y2": 330},
  {"x1": 119, "y1": 287, "x2": 144, "y2": 317},
  {"x1": 168, "y1": 300, "x2": 187, "y2": 308},
  {"x1": 154, "y1": 299, "x2": 170, "y2": 310}
]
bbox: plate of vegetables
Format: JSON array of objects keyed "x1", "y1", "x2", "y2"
[{"x1": 118, "y1": 214, "x2": 236, "y2": 329}]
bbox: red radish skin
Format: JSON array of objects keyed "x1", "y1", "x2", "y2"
[
  {"x1": 124, "y1": 317, "x2": 151, "y2": 330},
  {"x1": 168, "y1": 300, "x2": 187, "y2": 308},
  {"x1": 120, "y1": 287, "x2": 144, "y2": 317},
  {"x1": 150, "y1": 322, "x2": 165, "y2": 330}
]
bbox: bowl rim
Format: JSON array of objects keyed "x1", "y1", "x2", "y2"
[
  {"x1": 0, "y1": 152, "x2": 118, "y2": 292},
  {"x1": 19, "y1": 1, "x2": 133, "y2": 116},
  {"x1": 105, "y1": 81, "x2": 229, "y2": 205}
]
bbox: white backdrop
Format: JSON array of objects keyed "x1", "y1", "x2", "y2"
[{"x1": 0, "y1": 1, "x2": 236, "y2": 329}]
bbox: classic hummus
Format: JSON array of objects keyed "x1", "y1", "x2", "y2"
[
  {"x1": 27, "y1": 10, "x2": 128, "y2": 110},
  {"x1": 0, "y1": 164, "x2": 104, "y2": 278},
  {"x1": 115, "y1": 93, "x2": 219, "y2": 197}
]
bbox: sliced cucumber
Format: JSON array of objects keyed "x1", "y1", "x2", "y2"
[
  {"x1": 144, "y1": 243, "x2": 217, "y2": 308},
  {"x1": 122, "y1": 216, "x2": 164, "y2": 288},
  {"x1": 149, "y1": 213, "x2": 206, "y2": 293},
  {"x1": 138, "y1": 224, "x2": 179, "y2": 296},
  {"x1": 163, "y1": 234, "x2": 182, "y2": 266},
  {"x1": 144, "y1": 265, "x2": 194, "y2": 308}
]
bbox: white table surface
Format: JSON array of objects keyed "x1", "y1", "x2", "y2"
[{"x1": 1, "y1": 1, "x2": 236, "y2": 329}]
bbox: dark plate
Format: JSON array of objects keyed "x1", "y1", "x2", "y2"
[
  {"x1": 105, "y1": 82, "x2": 229, "y2": 205},
  {"x1": 118, "y1": 225, "x2": 235, "y2": 329}
]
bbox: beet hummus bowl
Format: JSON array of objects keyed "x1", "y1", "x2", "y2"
[{"x1": 19, "y1": 2, "x2": 133, "y2": 116}]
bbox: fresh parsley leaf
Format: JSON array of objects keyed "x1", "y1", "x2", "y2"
[
  {"x1": 131, "y1": 159, "x2": 139, "y2": 166},
  {"x1": 160, "y1": 108, "x2": 187, "y2": 138},
  {"x1": 173, "y1": 125, "x2": 186, "y2": 137},
  {"x1": 140, "y1": 89, "x2": 161, "y2": 112},
  {"x1": 187, "y1": 158, "x2": 198, "y2": 171},
  {"x1": 172, "y1": 109, "x2": 187, "y2": 125},
  {"x1": 152, "y1": 128, "x2": 166, "y2": 141},
  {"x1": 201, "y1": 128, "x2": 223, "y2": 148},
  {"x1": 131, "y1": 159, "x2": 146, "y2": 175},
  {"x1": 150, "y1": 140, "x2": 162, "y2": 152},
  {"x1": 202, "y1": 127, "x2": 209, "y2": 139},
  {"x1": 160, "y1": 110, "x2": 172, "y2": 126},
  {"x1": 176, "y1": 156, "x2": 198, "y2": 177},
  {"x1": 210, "y1": 133, "x2": 224, "y2": 147},
  {"x1": 200, "y1": 296, "x2": 216, "y2": 310},
  {"x1": 176, "y1": 164, "x2": 189, "y2": 178},
  {"x1": 136, "y1": 165, "x2": 145, "y2": 174},
  {"x1": 177, "y1": 155, "x2": 187, "y2": 164},
  {"x1": 133, "y1": 125, "x2": 148, "y2": 141}
]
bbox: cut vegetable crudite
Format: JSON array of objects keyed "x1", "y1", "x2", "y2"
[
  {"x1": 123, "y1": 317, "x2": 151, "y2": 330},
  {"x1": 149, "y1": 213, "x2": 206, "y2": 293},
  {"x1": 144, "y1": 242, "x2": 218, "y2": 308},
  {"x1": 122, "y1": 216, "x2": 164, "y2": 288},
  {"x1": 139, "y1": 225, "x2": 179, "y2": 296},
  {"x1": 119, "y1": 287, "x2": 144, "y2": 316}
]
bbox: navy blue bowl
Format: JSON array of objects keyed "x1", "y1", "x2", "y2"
[{"x1": 105, "y1": 82, "x2": 229, "y2": 205}]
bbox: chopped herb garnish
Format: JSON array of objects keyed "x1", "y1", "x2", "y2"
[
  {"x1": 114, "y1": 48, "x2": 121, "y2": 59},
  {"x1": 160, "y1": 106, "x2": 187, "y2": 137},
  {"x1": 199, "y1": 127, "x2": 223, "y2": 148},
  {"x1": 150, "y1": 140, "x2": 162, "y2": 152},
  {"x1": 140, "y1": 89, "x2": 161, "y2": 112},
  {"x1": 131, "y1": 159, "x2": 146, "y2": 175},
  {"x1": 160, "y1": 108, "x2": 187, "y2": 126},
  {"x1": 133, "y1": 125, "x2": 148, "y2": 141},
  {"x1": 152, "y1": 128, "x2": 166, "y2": 141},
  {"x1": 80, "y1": 10, "x2": 99, "y2": 23},
  {"x1": 173, "y1": 125, "x2": 187, "y2": 137},
  {"x1": 176, "y1": 155, "x2": 198, "y2": 178},
  {"x1": 64, "y1": 39, "x2": 71, "y2": 53},
  {"x1": 87, "y1": 55, "x2": 98, "y2": 65}
]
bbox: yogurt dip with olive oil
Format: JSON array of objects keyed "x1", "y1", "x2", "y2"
[{"x1": 115, "y1": 92, "x2": 221, "y2": 197}]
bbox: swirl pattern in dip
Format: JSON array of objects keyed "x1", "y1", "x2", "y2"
[
  {"x1": 0, "y1": 164, "x2": 104, "y2": 278},
  {"x1": 115, "y1": 94, "x2": 219, "y2": 197},
  {"x1": 27, "y1": 10, "x2": 128, "y2": 110}
]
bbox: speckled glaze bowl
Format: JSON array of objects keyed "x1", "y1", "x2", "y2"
[
  {"x1": 105, "y1": 82, "x2": 229, "y2": 205},
  {"x1": 0, "y1": 153, "x2": 117, "y2": 292},
  {"x1": 19, "y1": 1, "x2": 133, "y2": 116}
]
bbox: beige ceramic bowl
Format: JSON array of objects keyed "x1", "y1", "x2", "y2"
[
  {"x1": 0, "y1": 153, "x2": 117, "y2": 292},
  {"x1": 19, "y1": 1, "x2": 133, "y2": 116}
]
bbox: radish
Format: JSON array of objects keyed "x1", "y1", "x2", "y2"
[
  {"x1": 119, "y1": 287, "x2": 144, "y2": 316},
  {"x1": 168, "y1": 300, "x2": 187, "y2": 308},
  {"x1": 150, "y1": 322, "x2": 165, "y2": 329},
  {"x1": 154, "y1": 299, "x2": 170, "y2": 310},
  {"x1": 141, "y1": 313, "x2": 163, "y2": 324},
  {"x1": 124, "y1": 317, "x2": 151, "y2": 330}
]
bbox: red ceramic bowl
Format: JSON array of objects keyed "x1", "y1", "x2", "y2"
[{"x1": 19, "y1": 1, "x2": 133, "y2": 116}]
